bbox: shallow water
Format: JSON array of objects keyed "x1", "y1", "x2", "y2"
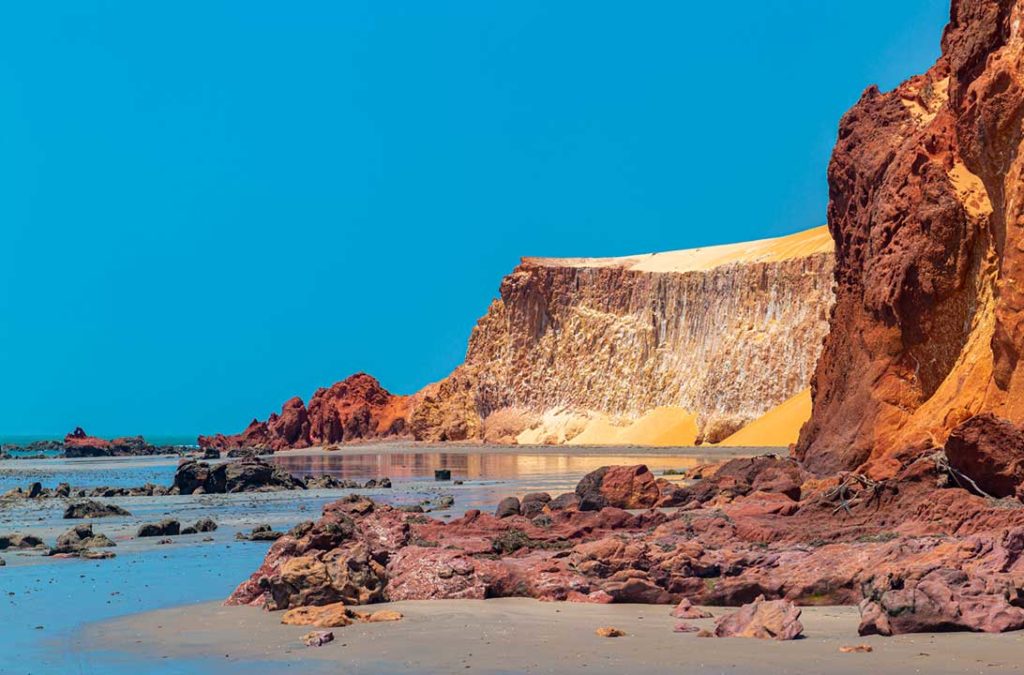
[{"x1": 0, "y1": 445, "x2": 768, "y2": 674}]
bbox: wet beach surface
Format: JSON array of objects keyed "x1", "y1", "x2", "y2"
[{"x1": 0, "y1": 444, "x2": 766, "y2": 674}]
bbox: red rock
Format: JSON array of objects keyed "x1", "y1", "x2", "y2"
[
  {"x1": 944, "y1": 414, "x2": 1024, "y2": 498},
  {"x1": 671, "y1": 597, "x2": 712, "y2": 619},
  {"x1": 199, "y1": 373, "x2": 412, "y2": 451},
  {"x1": 797, "y1": 0, "x2": 1024, "y2": 476},
  {"x1": 575, "y1": 465, "x2": 660, "y2": 511},
  {"x1": 714, "y1": 596, "x2": 803, "y2": 640}
]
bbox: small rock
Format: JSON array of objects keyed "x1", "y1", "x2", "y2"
[
  {"x1": 301, "y1": 631, "x2": 335, "y2": 647},
  {"x1": 673, "y1": 621, "x2": 699, "y2": 633},
  {"x1": 434, "y1": 469, "x2": 451, "y2": 481},
  {"x1": 840, "y1": 644, "x2": 873, "y2": 653},
  {"x1": 595, "y1": 626, "x2": 625, "y2": 638},
  {"x1": 696, "y1": 629, "x2": 714, "y2": 638}
]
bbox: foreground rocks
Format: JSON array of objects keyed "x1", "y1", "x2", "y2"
[{"x1": 228, "y1": 455, "x2": 1024, "y2": 637}]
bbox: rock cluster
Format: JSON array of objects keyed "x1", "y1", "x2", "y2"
[
  {"x1": 171, "y1": 456, "x2": 390, "y2": 495},
  {"x1": 197, "y1": 374, "x2": 412, "y2": 451},
  {"x1": 229, "y1": 454, "x2": 1024, "y2": 636}
]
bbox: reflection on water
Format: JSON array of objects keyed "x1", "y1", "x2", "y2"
[{"x1": 272, "y1": 451, "x2": 744, "y2": 482}]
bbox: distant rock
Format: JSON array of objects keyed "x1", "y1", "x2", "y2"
[
  {"x1": 63, "y1": 500, "x2": 131, "y2": 519},
  {"x1": 137, "y1": 519, "x2": 180, "y2": 538},
  {"x1": 49, "y1": 524, "x2": 116, "y2": 555},
  {"x1": 197, "y1": 374, "x2": 412, "y2": 452}
]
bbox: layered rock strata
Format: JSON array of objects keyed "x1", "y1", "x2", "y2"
[
  {"x1": 412, "y1": 226, "x2": 834, "y2": 444},
  {"x1": 797, "y1": 0, "x2": 1024, "y2": 476}
]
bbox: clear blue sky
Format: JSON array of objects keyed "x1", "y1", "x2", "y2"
[{"x1": 1, "y1": 1, "x2": 948, "y2": 437}]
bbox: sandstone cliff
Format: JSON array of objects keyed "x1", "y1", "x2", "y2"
[
  {"x1": 797, "y1": 0, "x2": 1024, "y2": 476},
  {"x1": 412, "y1": 226, "x2": 835, "y2": 444}
]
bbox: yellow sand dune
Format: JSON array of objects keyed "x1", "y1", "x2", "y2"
[
  {"x1": 527, "y1": 225, "x2": 832, "y2": 274},
  {"x1": 567, "y1": 407, "x2": 699, "y2": 447},
  {"x1": 718, "y1": 389, "x2": 812, "y2": 447}
]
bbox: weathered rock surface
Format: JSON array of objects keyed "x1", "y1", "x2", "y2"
[
  {"x1": 714, "y1": 596, "x2": 803, "y2": 640},
  {"x1": 945, "y1": 414, "x2": 1024, "y2": 498},
  {"x1": 798, "y1": 0, "x2": 1024, "y2": 477},
  {"x1": 198, "y1": 374, "x2": 412, "y2": 451}
]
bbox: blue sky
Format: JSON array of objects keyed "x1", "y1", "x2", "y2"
[{"x1": 1, "y1": 1, "x2": 949, "y2": 437}]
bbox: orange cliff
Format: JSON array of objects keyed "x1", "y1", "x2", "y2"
[
  {"x1": 796, "y1": 0, "x2": 1024, "y2": 477},
  {"x1": 200, "y1": 227, "x2": 835, "y2": 450}
]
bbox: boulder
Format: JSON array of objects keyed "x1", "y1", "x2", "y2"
[
  {"x1": 172, "y1": 456, "x2": 305, "y2": 495},
  {"x1": 520, "y1": 492, "x2": 551, "y2": 518},
  {"x1": 858, "y1": 567, "x2": 1024, "y2": 635},
  {"x1": 495, "y1": 497, "x2": 521, "y2": 518},
  {"x1": 137, "y1": 519, "x2": 181, "y2": 538},
  {"x1": 50, "y1": 524, "x2": 116, "y2": 555},
  {"x1": 945, "y1": 414, "x2": 1024, "y2": 498},
  {"x1": 575, "y1": 465, "x2": 660, "y2": 511},
  {"x1": 0, "y1": 533, "x2": 45, "y2": 550},
  {"x1": 63, "y1": 500, "x2": 131, "y2": 519},
  {"x1": 714, "y1": 596, "x2": 803, "y2": 640}
]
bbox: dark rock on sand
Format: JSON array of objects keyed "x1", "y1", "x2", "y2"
[
  {"x1": 495, "y1": 497, "x2": 521, "y2": 518},
  {"x1": 49, "y1": 524, "x2": 116, "y2": 555},
  {"x1": 63, "y1": 500, "x2": 131, "y2": 519},
  {"x1": 0, "y1": 533, "x2": 45, "y2": 550},
  {"x1": 137, "y1": 519, "x2": 181, "y2": 538},
  {"x1": 173, "y1": 456, "x2": 304, "y2": 495},
  {"x1": 236, "y1": 525, "x2": 284, "y2": 542}
]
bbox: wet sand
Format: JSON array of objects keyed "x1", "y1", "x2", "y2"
[{"x1": 81, "y1": 598, "x2": 1024, "y2": 674}]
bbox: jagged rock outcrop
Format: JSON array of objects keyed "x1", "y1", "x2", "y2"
[
  {"x1": 198, "y1": 373, "x2": 412, "y2": 451},
  {"x1": 797, "y1": 0, "x2": 1024, "y2": 476},
  {"x1": 413, "y1": 227, "x2": 835, "y2": 444},
  {"x1": 62, "y1": 427, "x2": 177, "y2": 458}
]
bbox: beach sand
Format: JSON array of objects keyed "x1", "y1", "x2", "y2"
[{"x1": 81, "y1": 597, "x2": 1024, "y2": 674}]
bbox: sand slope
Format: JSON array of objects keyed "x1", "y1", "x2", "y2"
[
  {"x1": 566, "y1": 407, "x2": 699, "y2": 447},
  {"x1": 719, "y1": 389, "x2": 811, "y2": 447}
]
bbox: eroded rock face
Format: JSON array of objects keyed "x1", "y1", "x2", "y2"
[
  {"x1": 798, "y1": 0, "x2": 1024, "y2": 477},
  {"x1": 198, "y1": 374, "x2": 412, "y2": 451},
  {"x1": 411, "y1": 229, "x2": 834, "y2": 443}
]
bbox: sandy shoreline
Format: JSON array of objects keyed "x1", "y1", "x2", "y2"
[{"x1": 80, "y1": 598, "x2": 1024, "y2": 674}]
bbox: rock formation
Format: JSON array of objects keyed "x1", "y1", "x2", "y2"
[
  {"x1": 198, "y1": 373, "x2": 412, "y2": 451},
  {"x1": 797, "y1": 0, "x2": 1024, "y2": 476},
  {"x1": 61, "y1": 427, "x2": 178, "y2": 458},
  {"x1": 411, "y1": 227, "x2": 834, "y2": 444}
]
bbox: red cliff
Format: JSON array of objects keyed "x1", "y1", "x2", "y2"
[
  {"x1": 197, "y1": 373, "x2": 411, "y2": 451},
  {"x1": 797, "y1": 0, "x2": 1024, "y2": 477}
]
